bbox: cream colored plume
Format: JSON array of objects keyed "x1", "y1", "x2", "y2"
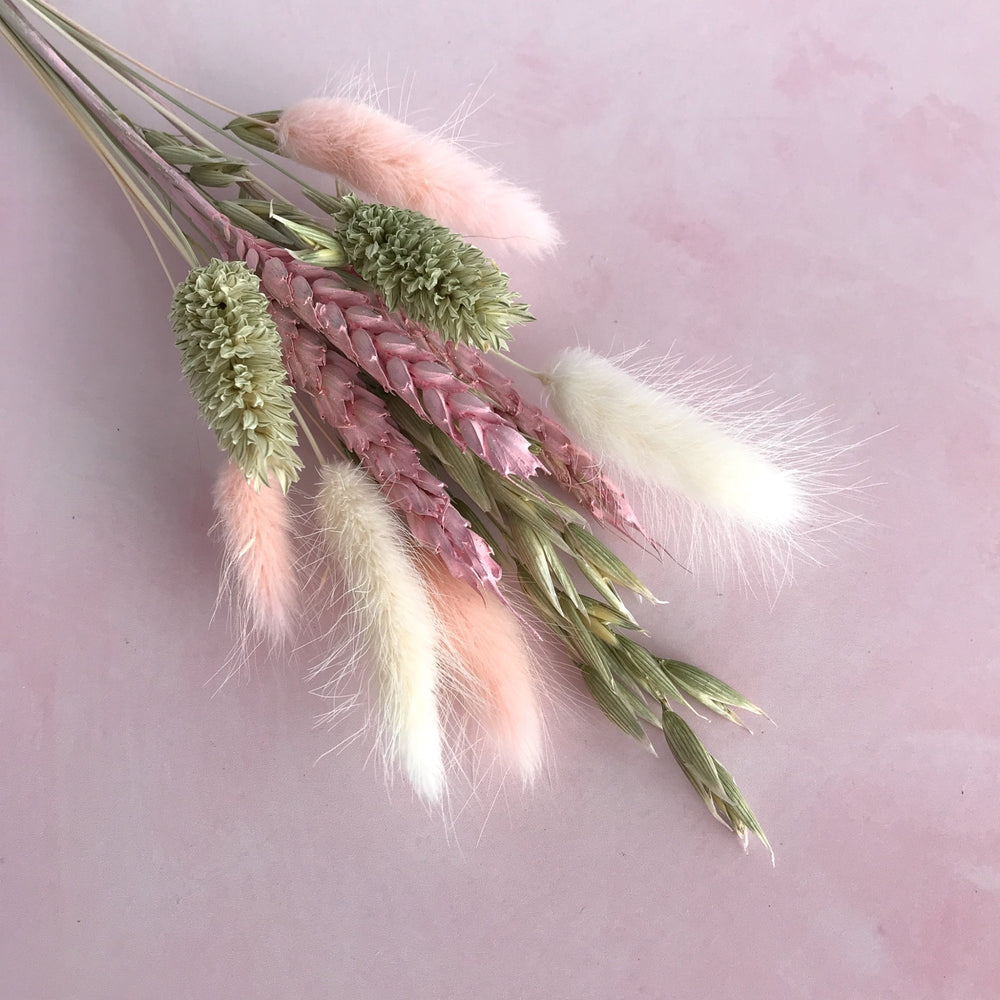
[
  {"x1": 545, "y1": 348, "x2": 844, "y2": 586},
  {"x1": 314, "y1": 461, "x2": 445, "y2": 802}
]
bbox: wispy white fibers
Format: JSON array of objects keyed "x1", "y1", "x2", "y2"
[
  {"x1": 545, "y1": 348, "x2": 856, "y2": 588},
  {"x1": 314, "y1": 461, "x2": 445, "y2": 802},
  {"x1": 548, "y1": 348, "x2": 801, "y2": 525}
]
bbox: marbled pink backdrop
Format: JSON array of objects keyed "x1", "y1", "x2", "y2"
[{"x1": 1, "y1": 1, "x2": 996, "y2": 997}]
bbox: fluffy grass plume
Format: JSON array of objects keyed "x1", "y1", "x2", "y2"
[
  {"x1": 277, "y1": 97, "x2": 561, "y2": 258},
  {"x1": 171, "y1": 259, "x2": 302, "y2": 491},
  {"x1": 545, "y1": 348, "x2": 849, "y2": 586},
  {"x1": 315, "y1": 460, "x2": 445, "y2": 802},
  {"x1": 212, "y1": 461, "x2": 298, "y2": 647},
  {"x1": 420, "y1": 553, "x2": 543, "y2": 782}
]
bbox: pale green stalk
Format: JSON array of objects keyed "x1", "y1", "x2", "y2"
[{"x1": 24, "y1": 0, "x2": 312, "y2": 197}]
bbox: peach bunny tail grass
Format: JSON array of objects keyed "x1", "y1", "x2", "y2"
[
  {"x1": 212, "y1": 461, "x2": 299, "y2": 649},
  {"x1": 276, "y1": 97, "x2": 561, "y2": 259},
  {"x1": 314, "y1": 460, "x2": 445, "y2": 803},
  {"x1": 545, "y1": 347, "x2": 863, "y2": 590},
  {"x1": 420, "y1": 553, "x2": 544, "y2": 783}
]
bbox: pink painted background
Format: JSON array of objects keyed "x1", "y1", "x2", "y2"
[{"x1": 1, "y1": 1, "x2": 997, "y2": 997}]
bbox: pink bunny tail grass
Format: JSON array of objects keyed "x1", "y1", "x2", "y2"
[
  {"x1": 212, "y1": 461, "x2": 298, "y2": 648},
  {"x1": 276, "y1": 97, "x2": 561, "y2": 259},
  {"x1": 420, "y1": 553, "x2": 544, "y2": 783}
]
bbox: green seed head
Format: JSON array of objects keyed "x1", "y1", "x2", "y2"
[
  {"x1": 330, "y1": 194, "x2": 532, "y2": 352},
  {"x1": 170, "y1": 259, "x2": 302, "y2": 492}
]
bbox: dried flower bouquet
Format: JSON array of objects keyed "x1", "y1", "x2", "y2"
[{"x1": 2, "y1": 0, "x2": 858, "y2": 855}]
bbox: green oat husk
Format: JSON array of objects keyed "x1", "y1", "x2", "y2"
[
  {"x1": 661, "y1": 708, "x2": 772, "y2": 859},
  {"x1": 171, "y1": 259, "x2": 302, "y2": 492},
  {"x1": 581, "y1": 662, "x2": 657, "y2": 751},
  {"x1": 659, "y1": 659, "x2": 770, "y2": 727},
  {"x1": 139, "y1": 127, "x2": 252, "y2": 187},
  {"x1": 225, "y1": 111, "x2": 282, "y2": 153}
]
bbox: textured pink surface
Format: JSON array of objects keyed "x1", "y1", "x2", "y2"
[{"x1": 1, "y1": 1, "x2": 997, "y2": 997}]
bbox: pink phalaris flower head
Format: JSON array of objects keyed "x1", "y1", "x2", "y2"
[{"x1": 276, "y1": 97, "x2": 561, "y2": 260}]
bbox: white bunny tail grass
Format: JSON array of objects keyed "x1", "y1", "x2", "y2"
[
  {"x1": 312, "y1": 460, "x2": 446, "y2": 802},
  {"x1": 545, "y1": 347, "x2": 864, "y2": 590},
  {"x1": 211, "y1": 461, "x2": 299, "y2": 664}
]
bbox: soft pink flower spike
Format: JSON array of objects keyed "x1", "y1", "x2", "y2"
[
  {"x1": 420, "y1": 554, "x2": 544, "y2": 782},
  {"x1": 212, "y1": 462, "x2": 298, "y2": 646},
  {"x1": 277, "y1": 97, "x2": 562, "y2": 259}
]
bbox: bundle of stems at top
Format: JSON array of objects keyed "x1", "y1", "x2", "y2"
[{"x1": 3, "y1": 0, "x2": 864, "y2": 858}]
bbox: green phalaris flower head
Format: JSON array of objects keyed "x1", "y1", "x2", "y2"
[
  {"x1": 330, "y1": 194, "x2": 532, "y2": 352},
  {"x1": 171, "y1": 259, "x2": 302, "y2": 492}
]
